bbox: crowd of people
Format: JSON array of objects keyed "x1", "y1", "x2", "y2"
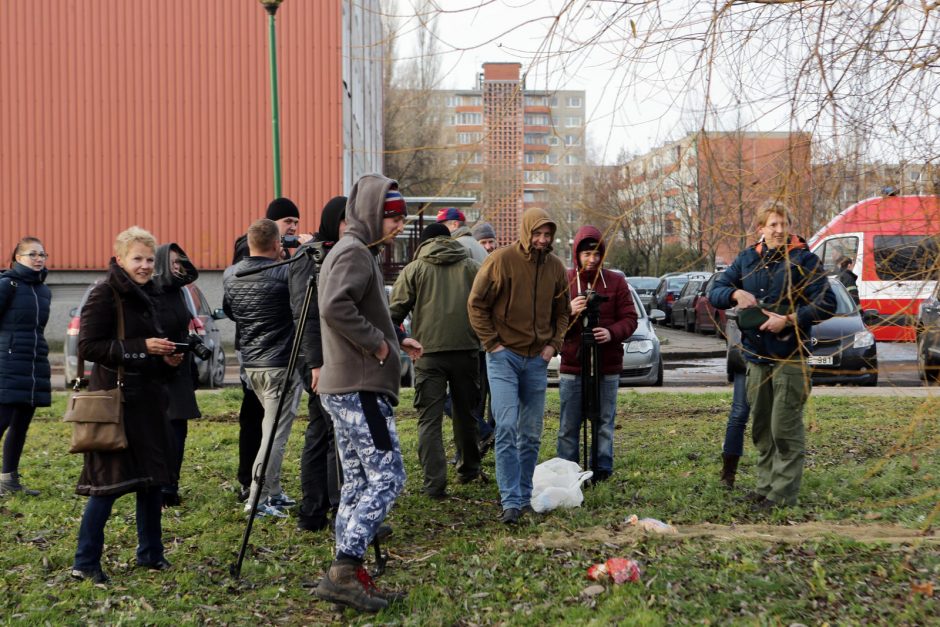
[{"x1": 0, "y1": 177, "x2": 837, "y2": 613}]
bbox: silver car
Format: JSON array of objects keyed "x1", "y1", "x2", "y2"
[{"x1": 548, "y1": 284, "x2": 665, "y2": 386}]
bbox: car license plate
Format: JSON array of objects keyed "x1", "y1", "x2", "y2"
[{"x1": 807, "y1": 355, "x2": 833, "y2": 366}]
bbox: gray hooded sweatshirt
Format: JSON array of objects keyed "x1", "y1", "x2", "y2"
[{"x1": 317, "y1": 174, "x2": 402, "y2": 404}]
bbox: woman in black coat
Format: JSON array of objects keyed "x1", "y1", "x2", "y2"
[
  {"x1": 153, "y1": 243, "x2": 201, "y2": 507},
  {"x1": 0, "y1": 237, "x2": 52, "y2": 497},
  {"x1": 71, "y1": 227, "x2": 182, "y2": 584}
]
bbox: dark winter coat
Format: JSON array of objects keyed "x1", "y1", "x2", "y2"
[
  {"x1": 75, "y1": 260, "x2": 177, "y2": 497},
  {"x1": 710, "y1": 236, "x2": 837, "y2": 363},
  {"x1": 0, "y1": 263, "x2": 52, "y2": 407},
  {"x1": 223, "y1": 257, "x2": 293, "y2": 368},
  {"x1": 153, "y1": 243, "x2": 201, "y2": 422},
  {"x1": 559, "y1": 226, "x2": 638, "y2": 376}
]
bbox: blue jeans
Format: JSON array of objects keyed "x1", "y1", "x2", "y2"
[
  {"x1": 722, "y1": 371, "x2": 751, "y2": 457},
  {"x1": 74, "y1": 487, "x2": 164, "y2": 571},
  {"x1": 557, "y1": 374, "x2": 620, "y2": 475},
  {"x1": 486, "y1": 349, "x2": 549, "y2": 511}
]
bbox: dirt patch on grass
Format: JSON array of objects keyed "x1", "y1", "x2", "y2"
[{"x1": 522, "y1": 521, "x2": 938, "y2": 548}]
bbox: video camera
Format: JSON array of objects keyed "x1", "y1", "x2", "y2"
[
  {"x1": 281, "y1": 235, "x2": 302, "y2": 250},
  {"x1": 172, "y1": 333, "x2": 213, "y2": 361},
  {"x1": 580, "y1": 289, "x2": 609, "y2": 345}
]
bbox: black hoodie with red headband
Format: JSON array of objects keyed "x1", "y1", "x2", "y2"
[{"x1": 559, "y1": 226, "x2": 638, "y2": 375}]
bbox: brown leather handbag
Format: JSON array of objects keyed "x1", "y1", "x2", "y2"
[{"x1": 63, "y1": 285, "x2": 127, "y2": 454}]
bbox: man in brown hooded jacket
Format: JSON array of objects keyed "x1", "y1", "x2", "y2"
[{"x1": 468, "y1": 208, "x2": 569, "y2": 525}]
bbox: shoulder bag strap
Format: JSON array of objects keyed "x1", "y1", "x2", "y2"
[{"x1": 73, "y1": 284, "x2": 125, "y2": 390}]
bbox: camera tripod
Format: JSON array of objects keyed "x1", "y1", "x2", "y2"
[{"x1": 579, "y1": 289, "x2": 608, "y2": 479}]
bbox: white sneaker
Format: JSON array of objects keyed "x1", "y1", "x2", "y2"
[{"x1": 244, "y1": 500, "x2": 288, "y2": 519}]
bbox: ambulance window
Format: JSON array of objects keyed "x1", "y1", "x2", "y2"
[
  {"x1": 873, "y1": 235, "x2": 939, "y2": 281},
  {"x1": 819, "y1": 236, "x2": 858, "y2": 272}
]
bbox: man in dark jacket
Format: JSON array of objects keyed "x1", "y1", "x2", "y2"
[
  {"x1": 232, "y1": 197, "x2": 311, "y2": 502},
  {"x1": 556, "y1": 226, "x2": 638, "y2": 482},
  {"x1": 468, "y1": 208, "x2": 570, "y2": 525},
  {"x1": 224, "y1": 219, "x2": 301, "y2": 518},
  {"x1": 288, "y1": 195, "x2": 347, "y2": 532},
  {"x1": 831, "y1": 256, "x2": 859, "y2": 304},
  {"x1": 390, "y1": 222, "x2": 482, "y2": 499},
  {"x1": 710, "y1": 203, "x2": 836, "y2": 511},
  {"x1": 314, "y1": 176, "x2": 422, "y2": 613}
]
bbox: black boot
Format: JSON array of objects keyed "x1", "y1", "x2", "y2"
[{"x1": 719, "y1": 454, "x2": 740, "y2": 490}]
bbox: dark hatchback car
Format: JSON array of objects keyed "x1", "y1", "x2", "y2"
[
  {"x1": 650, "y1": 273, "x2": 692, "y2": 325},
  {"x1": 725, "y1": 277, "x2": 878, "y2": 385},
  {"x1": 65, "y1": 281, "x2": 227, "y2": 388},
  {"x1": 670, "y1": 273, "x2": 713, "y2": 332},
  {"x1": 916, "y1": 280, "x2": 940, "y2": 383}
]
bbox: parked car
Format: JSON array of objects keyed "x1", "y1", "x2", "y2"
[
  {"x1": 725, "y1": 277, "x2": 878, "y2": 385},
  {"x1": 548, "y1": 284, "x2": 665, "y2": 387},
  {"x1": 650, "y1": 273, "x2": 688, "y2": 325},
  {"x1": 625, "y1": 276, "x2": 659, "y2": 310},
  {"x1": 692, "y1": 272, "x2": 728, "y2": 337},
  {"x1": 65, "y1": 281, "x2": 228, "y2": 388},
  {"x1": 670, "y1": 273, "x2": 713, "y2": 331},
  {"x1": 915, "y1": 279, "x2": 940, "y2": 383}
]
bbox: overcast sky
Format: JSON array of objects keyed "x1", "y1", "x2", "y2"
[{"x1": 385, "y1": 1, "x2": 940, "y2": 167}]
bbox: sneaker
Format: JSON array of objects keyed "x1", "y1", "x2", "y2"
[
  {"x1": 245, "y1": 500, "x2": 288, "y2": 519},
  {"x1": 500, "y1": 508, "x2": 521, "y2": 525},
  {"x1": 70, "y1": 568, "x2": 110, "y2": 584},
  {"x1": 520, "y1": 504, "x2": 537, "y2": 517},
  {"x1": 237, "y1": 485, "x2": 250, "y2": 503},
  {"x1": 268, "y1": 493, "x2": 297, "y2": 508},
  {"x1": 314, "y1": 559, "x2": 388, "y2": 613}
]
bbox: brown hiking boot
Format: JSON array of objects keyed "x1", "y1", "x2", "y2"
[
  {"x1": 314, "y1": 560, "x2": 388, "y2": 613},
  {"x1": 719, "y1": 454, "x2": 740, "y2": 489},
  {"x1": 355, "y1": 566, "x2": 407, "y2": 604}
]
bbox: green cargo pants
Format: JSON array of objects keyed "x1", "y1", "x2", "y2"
[
  {"x1": 413, "y1": 350, "x2": 482, "y2": 497},
  {"x1": 745, "y1": 360, "x2": 811, "y2": 505}
]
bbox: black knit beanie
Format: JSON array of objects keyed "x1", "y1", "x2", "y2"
[
  {"x1": 266, "y1": 197, "x2": 300, "y2": 221},
  {"x1": 420, "y1": 222, "x2": 451, "y2": 243}
]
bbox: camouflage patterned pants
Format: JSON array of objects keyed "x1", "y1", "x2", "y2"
[{"x1": 320, "y1": 392, "x2": 406, "y2": 560}]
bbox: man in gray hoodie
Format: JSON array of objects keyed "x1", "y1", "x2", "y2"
[{"x1": 313, "y1": 174, "x2": 422, "y2": 613}]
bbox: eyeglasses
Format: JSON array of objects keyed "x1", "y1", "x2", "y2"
[{"x1": 19, "y1": 251, "x2": 49, "y2": 260}]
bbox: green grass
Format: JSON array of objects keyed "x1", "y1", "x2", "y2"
[{"x1": 1, "y1": 390, "x2": 937, "y2": 625}]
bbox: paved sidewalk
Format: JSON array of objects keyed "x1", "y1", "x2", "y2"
[{"x1": 655, "y1": 326, "x2": 726, "y2": 361}]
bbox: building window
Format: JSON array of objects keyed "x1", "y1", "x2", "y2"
[
  {"x1": 461, "y1": 95, "x2": 482, "y2": 106},
  {"x1": 445, "y1": 95, "x2": 458, "y2": 108},
  {"x1": 465, "y1": 172, "x2": 483, "y2": 184},
  {"x1": 524, "y1": 153, "x2": 546, "y2": 164},
  {"x1": 566, "y1": 116, "x2": 582, "y2": 127},
  {"x1": 445, "y1": 115, "x2": 455, "y2": 126},
  {"x1": 524, "y1": 113, "x2": 549, "y2": 126},
  {"x1": 456, "y1": 112, "x2": 482, "y2": 125},
  {"x1": 467, "y1": 152, "x2": 484, "y2": 164},
  {"x1": 524, "y1": 133, "x2": 546, "y2": 145},
  {"x1": 566, "y1": 96, "x2": 582, "y2": 107},
  {"x1": 525, "y1": 95, "x2": 548, "y2": 106},
  {"x1": 548, "y1": 135, "x2": 561, "y2": 146},
  {"x1": 565, "y1": 154, "x2": 580, "y2": 165},
  {"x1": 524, "y1": 170, "x2": 547, "y2": 184},
  {"x1": 552, "y1": 116, "x2": 561, "y2": 128},
  {"x1": 457, "y1": 132, "x2": 482, "y2": 144},
  {"x1": 546, "y1": 153, "x2": 559, "y2": 165},
  {"x1": 564, "y1": 134, "x2": 581, "y2": 146},
  {"x1": 524, "y1": 191, "x2": 536, "y2": 202}
]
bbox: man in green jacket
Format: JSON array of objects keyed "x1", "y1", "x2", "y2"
[
  {"x1": 468, "y1": 208, "x2": 570, "y2": 524},
  {"x1": 390, "y1": 223, "x2": 483, "y2": 498}
]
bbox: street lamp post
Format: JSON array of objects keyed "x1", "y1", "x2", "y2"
[{"x1": 260, "y1": 0, "x2": 284, "y2": 198}]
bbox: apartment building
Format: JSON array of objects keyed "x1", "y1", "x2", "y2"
[
  {"x1": 621, "y1": 131, "x2": 812, "y2": 265},
  {"x1": 436, "y1": 62, "x2": 587, "y2": 245}
]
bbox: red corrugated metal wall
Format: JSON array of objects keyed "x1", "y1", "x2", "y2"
[{"x1": 0, "y1": 1, "x2": 344, "y2": 270}]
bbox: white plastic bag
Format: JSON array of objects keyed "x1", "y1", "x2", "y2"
[{"x1": 529, "y1": 457, "x2": 593, "y2": 513}]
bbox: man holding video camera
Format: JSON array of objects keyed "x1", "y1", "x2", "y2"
[{"x1": 556, "y1": 226, "x2": 637, "y2": 483}]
